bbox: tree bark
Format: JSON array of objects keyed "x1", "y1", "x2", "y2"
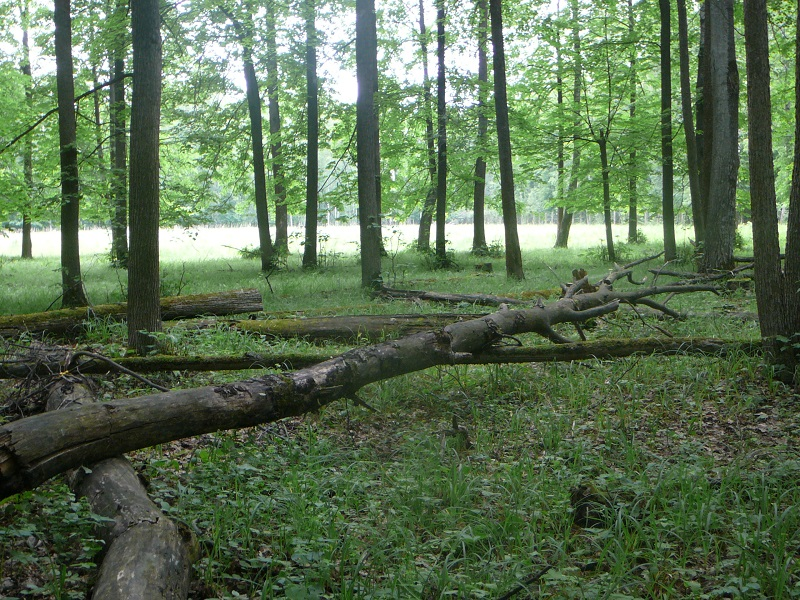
[
  {"x1": 109, "y1": 40, "x2": 129, "y2": 268},
  {"x1": 701, "y1": 0, "x2": 739, "y2": 272},
  {"x1": 599, "y1": 133, "x2": 615, "y2": 262},
  {"x1": 0, "y1": 289, "x2": 264, "y2": 338},
  {"x1": 660, "y1": 0, "x2": 676, "y2": 261},
  {"x1": 0, "y1": 272, "x2": 719, "y2": 501},
  {"x1": 472, "y1": 0, "x2": 489, "y2": 254},
  {"x1": 356, "y1": 0, "x2": 383, "y2": 288},
  {"x1": 489, "y1": 0, "x2": 524, "y2": 279},
  {"x1": 54, "y1": 0, "x2": 88, "y2": 308},
  {"x1": 626, "y1": 0, "x2": 638, "y2": 244},
  {"x1": 21, "y1": 2, "x2": 34, "y2": 260},
  {"x1": 302, "y1": 0, "x2": 319, "y2": 269},
  {"x1": 46, "y1": 380, "x2": 193, "y2": 599},
  {"x1": 694, "y1": 3, "x2": 707, "y2": 245},
  {"x1": 128, "y1": 0, "x2": 163, "y2": 354},
  {"x1": 744, "y1": 0, "x2": 800, "y2": 384}
]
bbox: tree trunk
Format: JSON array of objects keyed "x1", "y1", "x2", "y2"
[
  {"x1": 54, "y1": 0, "x2": 88, "y2": 308},
  {"x1": 224, "y1": 10, "x2": 275, "y2": 271},
  {"x1": 21, "y1": 5, "x2": 33, "y2": 260},
  {"x1": 694, "y1": 3, "x2": 707, "y2": 245},
  {"x1": 677, "y1": 0, "x2": 701, "y2": 248},
  {"x1": 489, "y1": 0, "x2": 524, "y2": 279},
  {"x1": 46, "y1": 381, "x2": 193, "y2": 599},
  {"x1": 416, "y1": 0, "x2": 437, "y2": 252},
  {"x1": 302, "y1": 0, "x2": 319, "y2": 269},
  {"x1": 744, "y1": 0, "x2": 800, "y2": 384},
  {"x1": 472, "y1": 0, "x2": 489, "y2": 254},
  {"x1": 599, "y1": 133, "x2": 615, "y2": 263},
  {"x1": 266, "y1": 0, "x2": 288, "y2": 254},
  {"x1": 701, "y1": 0, "x2": 739, "y2": 272},
  {"x1": 660, "y1": 0, "x2": 676, "y2": 261},
  {"x1": 109, "y1": 41, "x2": 129, "y2": 268},
  {"x1": 127, "y1": 0, "x2": 163, "y2": 355},
  {"x1": 0, "y1": 289, "x2": 264, "y2": 338},
  {"x1": 627, "y1": 0, "x2": 638, "y2": 244},
  {"x1": 434, "y1": 0, "x2": 448, "y2": 265},
  {"x1": 556, "y1": 0, "x2": 581, "y2": 250},
  {"x1": 356, "y1": 0, "x2": 383, "y2": 288}
]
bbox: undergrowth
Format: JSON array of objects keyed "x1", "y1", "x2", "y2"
[{"x1": 2, "y1": 235, "x2": 799, "y2": 599}]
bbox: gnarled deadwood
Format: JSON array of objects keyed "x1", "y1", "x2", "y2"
[
  {"x1": 0, "y1": 272, "x2": 719, "y2": 501},
  {"x1": 46, "y1": 380, "x2": 193, "y2": 599},
  {"x1": 0, "y1": 289, "x2": 263, "y2": 338}
]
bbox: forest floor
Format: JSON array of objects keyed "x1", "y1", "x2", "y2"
[{"x1": 1, "y1": 226, "x2": 799, "y2": 599}]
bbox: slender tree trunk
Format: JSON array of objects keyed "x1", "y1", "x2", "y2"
[
  {"x1": 21, "y1": 3, "x2": 33, "y2": 260},
  {"x1": 556, "y1": 0, "x2": 581, "y2": 249},
  {"x1": 54, "y1": 0, "x2": 87, "y2": 308},
  {"x1": 555, "y1": 34, "x2": 566, "y2": 246},
  {"x1": 303, "y1": 0, "x2": 319, "y2": 269},
  {"x1": 744, "y1": 0, "x2": 800, "y2": 384},
  {"x1": 434, "y1": 0, "x2": 448, "y2": 265},
  {"x1": 599, "y1": 132, "x2": 615, "y2": 262},
  {"x1": 489, "y1": 0, "x2": 524, "y2": 279},
  {"x1": 627, "y1": 0, "x2": 638, "y2": 244},
  {"x1": 356, "y1": 0, "x2": 382, "y2": 288},
  {"x1": 694, "y1": 3, "x2": 707, "y2": 245},
  {"x1": 472, "y1": 0, "x2": 489, "y2": 254},
  {"x1": 109, "y1": 46, "x2": 129, "y2": 268},
  {"x1": 701, "y1": 0, "x2": 739, "y2": 272},
  {"x1": 266, "y1": 1, "x2": 288, "y2": 253},
  {"x1": 127, "y1": 0, "x2": 162, "y2": 354},
  {"x1": 416, "y1": 0, "x2": 437, "y2": 252},
  {"x1": 660, "y1": 0, "x2": 676, "y2": 260},
  {"x1": 677, "y1": 0, "x2": 702, "y2": 247}
]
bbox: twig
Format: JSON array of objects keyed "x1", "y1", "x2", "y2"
[
  {"x1": 70, "y1": 351, "x2": 170, "y2": 392},
  {"x1": 497, "y1": 564, "x2": 553, "y2": 600}
]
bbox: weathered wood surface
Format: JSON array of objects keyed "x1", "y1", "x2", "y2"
[
  {"x1": 237, "y1": 312, "x2": 487, "y2": 341},
  {"x1": 375, "y1": 286, "x2": 524, "y2": 306},
  {"x1": 46, "y1": 380, "x2": 193, "y2": 599},
  {"x1": 0, "y1": 268, "x2": 721, "y2": 501},
  {"x1": 0, "y1": 289, "x2": 263, "y2": 338}
]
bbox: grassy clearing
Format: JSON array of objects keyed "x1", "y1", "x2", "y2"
[{"x1": 2, "y1": 224, "x2": 799, "y2": 599}]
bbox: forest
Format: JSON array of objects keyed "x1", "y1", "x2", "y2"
[{"x1": 1, "y1": 0, "x2": 800, "y2": 597}]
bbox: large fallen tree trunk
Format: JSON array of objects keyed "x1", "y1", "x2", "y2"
[
  {"x1": 0, "y1": 289, "x2": 264, "y2": 338},
  {"x1": 0, "y1": 337, "x2": 759, "y2": 379},
  {"x1": 46, "y1": 380, "x2": 193, "y2": 598},
  {"x1": 375, "y1": 286, "x2": 524, "y2": 306},
  {"x1": 0, "y1": 266, "x2": 719, "y2": 501}
]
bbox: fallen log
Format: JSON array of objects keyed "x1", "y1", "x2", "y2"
[
  {"x1": 0, "y1": 337, "x2": 760, "y2": 380},
  {"x1": 236, "y1": 313, "x2": 487, "y2": 341},
  {"x1": 376, "y1": 286, "x2": 524, "y2": 306},
  {"x1": 0, "y1": 289, "x2": 264, "y2": 338},
  {"x1": 0, "y1": 265, "x2": 720, "y2": 500},
  {"x1": 46, "y1": 379, "x2": 193, "y2": 599}
]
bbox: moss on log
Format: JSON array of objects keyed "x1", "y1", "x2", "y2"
[{"x1": 0, "y1": 289, "x2": 263, "y2": 338}]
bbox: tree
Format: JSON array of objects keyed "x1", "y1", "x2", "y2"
[
  {"x1": 659, "y1": 0, "x2": 676, "y2": 261},
  {"x1": 555, "y1": 0, "x2": 581, "y2": 249},
  {"x1": 108, "y1": 0, "x2": 129, "y2": 268},
  {"x1": 415, "y1": 0, "x2": 437, "y2": 252},
  {"x1": 355, "y1": 0, "x2": 382, "y2": 289},
  {"x1": 677, "y1": 0, "x2": 701, "y2": 248},
  {"x1": 700, "y1": 0, "x2": 738, "y2": 272},
  {"x1": 626, "y1": 0, "x2": 638, "y2": 244},
  {"x1": 20, "y1": 0, "x2": 33, "y2": 260},
  {"x1": 127, "y1": 0, "x2": 163, "y2": 354},
  {"x1": 489, "y1": 0, "x2": 524, "y2": 279},
  {"x1": 222, "y1": 5, "x2": 275, "y2": 271},
  {"x1": 302, "y1": 0, "x2": 319, "y2": 269},
  {"x1": 54, "y1": 0, "x2": 88, "y2": 308},
  {"x1": 471, "y1": 0, "x2": 489, "y2": 255},
  {"x1": 266, "y1": 0, "x2": 288, "y2": 253},
  {"x1": 434, "y1": 0, "x2": 448, "y2": 266},
  {"x1": 743, "y1": 0, "x2": 800, "y2": 385}
]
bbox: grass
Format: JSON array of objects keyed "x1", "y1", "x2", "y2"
[{"x1": 2, "y1": 223, "x2": 799, "y2": 599}]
